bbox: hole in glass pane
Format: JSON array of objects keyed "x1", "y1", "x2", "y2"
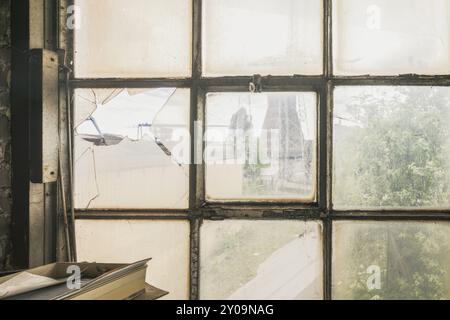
[
  {"x1": 333, "y1": 86, "x2": 450, "y2": 209},
  {"x1": 332, "y1": 221, "x2": 450, "y2": 300},
  {"x1": 333, "y1": 0, "x2": 450, "y2": 75},
  {"x1": 203, "y1": 0, "x2": 323, "y2": 76},
  {"x1": 74, "y1": 88, "x2": 190, "y2": 209},
  {"x1": 75, "y1": 219, "x2": 190, "y2": 300},
  {"x1": 200, "y1": 220, "x2": 323, "y2": 300},
  {"x1": 74, "y1": 0, "x2": 192, "y2": 78},
  {"x1": 205, "y1": 92, "x2": 317, "y2": 201}
]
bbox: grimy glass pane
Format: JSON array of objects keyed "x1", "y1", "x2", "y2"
[
  {"x1": 74, "y1": 0, "x2": 192, "y2": 78},
  {"x1": 203, "y1": 0, "x2": 323, "y2": 76},
  {"x1": 333, "y1": 86, "x2": 450, "y2": 209},
  {"x1": 74, "y1": 88, "x2": 190, "y2": 209},
  {"x1": 333, "y1": 221, "x2": 450, "y2": 300},
  {"x1": 76, "y1": 220, "x2": 190, "y2": 300},
  {"x1": 200, "y1": 220, "x2": 323, "y2": 300},
  {"x1": 205, "y1": 92, "x2": 317, "y2": 201},
  {"x1": 333, "y1": 0, "x2": 450, "y2": 75}
]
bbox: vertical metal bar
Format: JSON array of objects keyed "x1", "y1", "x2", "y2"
[
  {"x1": 42, "y1": 0, "x2": 58, "y2": 266},
  {"x1": 190, "y1": 0, "x2": 202, "y2": 209},
  {"x1": 324, "y1": 81, "x2": 334, "y2": 300},
  {"x1": 43, "y1": 183, "x2": 57, "y2": 263},
  {"x1": 189, "y1": 0, "x2": 203, "y2": 300},
  {"x1": 44, "y1": 0, "x2": 57, "y2": 50},
  {"x1": 324, "y1": 0, "x2": 333, "y2": 78},
  {"x1": 192, "y1": 0, "x2": 202, "y2": 80},
  {"x1": 56, "y1": 0, "x2": 75, "y2": 262},
  {"x1": 323, "y1": 218, "x2": 333, "y2": 300},
  {"x1": 326, "y1": 82, "x2": 334, "y2": 215},
  {"x1": 196, "y1": 89, "x2": 206, "y2": 206},
  {"x1": 324, "y1": 0, "x2": 333, "y2": 300},
  {"x1": 318, "y1": 89, "x2": 328, "y2": 210},
  {"x1": 189, "y1": 217, "x2": 201, "y2": 300}
]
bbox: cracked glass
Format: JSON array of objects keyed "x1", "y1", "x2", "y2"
[
  {"x1": 333, "y1": 0, "x2": 450, "y2": 75},
  {"x1": 205, "y1": 92, "x2": 317, "y2": 201},
  {"x1": 74, "y1": 88, "x2": 190, "y2": 209},
  {"x1": 200, "y1": 220, "x2": 323, "y2": 300}
]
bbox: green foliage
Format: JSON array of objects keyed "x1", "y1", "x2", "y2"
[
  {"x1": 334, "y1": 87, "x2": 450, "y2": 300},
  {"x1": 335, "y1": 87, "x2": 450, "y2": 208},
  {"x1": 342, "y1": 223, "x2": 449, "y2": 300}
]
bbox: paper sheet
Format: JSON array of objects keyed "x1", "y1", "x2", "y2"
[{"x1": 0, "y1": 272, "x2": 66, "y2": 299}]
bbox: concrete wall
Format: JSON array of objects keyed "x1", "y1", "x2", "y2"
[{"x1": 0, "y1": 0, "x2": 11, "y2": 271}]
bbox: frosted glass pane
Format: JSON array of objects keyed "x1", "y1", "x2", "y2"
[
  {"x1": 74, "y1": 0, "x2": 192, "y2": 78},
  {"x1": 74, "y1": 88, "x2": 190, "y2": 209},
  {"x1": 203, "y1": 0, "x2": 323, "y2": 76},
  {"x1": 200, "y1": 220, "x2": 323, "y2": 300},
  {"x1": 205, "y1": 92, "x2": 317, "y2": 201},
  {"x1": 333, "y1": 86, "x2": 450, "y2": 209},
  {"x1": 333, "y1": 0, "x2": 450, "y2": 75},
  {"x1": 75, "y1": 220, "x2": 190, "y2": 300},
  {"x1": 333, "y1": 221, "x2": 450, "y2": 300}
]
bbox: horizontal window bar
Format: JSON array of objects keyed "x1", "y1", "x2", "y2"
[
  {"x1": 198, "y1": 76, "x2": 326, "y2": 88},
  {"x1": 74, "y1": 208, "x2": 450, "y2": 221},
  {"x1": 69, "y1": 75, "x2": 450, "y2": 89},
  {"x1": 75, "y1": 211, "x2": 190, "y2": 220},
  {"x1": 332, "y1": 75, "x2": 450, "y2": 86},
  {"x1": 331, "y1": 211, "x2": 450, "y2": 220},
  {"x1": 69, "y1": 78, "x2": 193, "y2": 88}
]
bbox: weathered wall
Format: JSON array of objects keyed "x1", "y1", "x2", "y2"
[{"x1": 0, "y1": 0, "x2": 11, "y2": 271}]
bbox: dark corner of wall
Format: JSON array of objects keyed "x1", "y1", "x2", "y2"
[{"x1": 0, "y1": 0, "x2": 12, "y2": 271}]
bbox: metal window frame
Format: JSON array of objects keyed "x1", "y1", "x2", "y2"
[{"x1": 62, "y1": 0, "x2": 450, "y2": 300}]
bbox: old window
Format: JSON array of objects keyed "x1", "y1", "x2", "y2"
[
  {"x1": 75, "y1": 219, "x2": 190, "y2": 299},
  {"x1": 332, "y1": 221, "x2": 450, "y2": 300},
  {"x1": 333, "y1": 86, "x2": 450, "y2": 209},
  {"x1": 200, "y1": 220, "x2": 323, "y2": 300},
  {"x1": 202, "y1": 0, "x2": 323, "y2": 76},
  {"x1": 74, "y1": 0, "x2": 192, "y2": 77},
  {"x1": 333, "y1": 0, "x2": 450, "y2": 75},
  {"x1": 74, "y1": 88, "x2": 190, "y2": 209},
  {"x1": 205, "y1": 92, "x2": 317, "y2": 201},
  {"x1": 66, "y1": 0, "x2": 450, "y2": 300}
]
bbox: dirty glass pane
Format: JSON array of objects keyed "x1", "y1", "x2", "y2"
[
  {"x1": 333, "y1": 0, "x2": 450, "y2": 75},
  {"x1": 74, "y1": 88, "x2": 190, "y2": 209},
  {"x1": 200, "y1": 220, "x2": 323, "y2": 300},
  {"x1": 205, "y1": 92, "x2": 317, "y2": 201},
  {"x1": 333, "y1": 86, "x2": 450, "y2": 209},
  {"x1": 203, "y1": 0, "x2": 323, "y2": 76},
  {"x1": 74, "y1": 0, "x2": 192, "y2": 78},
  {"x1": 332, "y1": 221, "x2": 450, "y2": 300},
  {"x1": 76, "y1": 219, "x2": 190, "y2": 300}
]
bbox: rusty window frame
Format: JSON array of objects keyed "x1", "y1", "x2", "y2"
[{"x1": 61, "y1": 0, "x2": 450, "y2": 300}]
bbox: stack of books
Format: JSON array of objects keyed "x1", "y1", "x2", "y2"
[{"x1": 0, "y1": 259, "x2": 167, "y2": 300}]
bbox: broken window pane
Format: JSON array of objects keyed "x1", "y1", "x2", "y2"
[
  {"x1": 205, "y1": 92, "x2": 317, "y2": 201},
  {"x1": 75, "y1": 219, "x2": 190, "y2": 300},
  {"x1": 200, "y1": 220, "x2": 323, "y2": 300},
  {"x1": 74, "y1": 88, "x2": 190, "y2": 209},
  {"x1": 332, "y1": 221, "x2": 450, "y2": 300},
  {"x1": 333, "y1": 0, "x2": 450, "y2": 75},
  {"x1": 74, "y1": 0, "x2": 192, "y2": 78},
  {"x1": 333, "y1": 86, "x2": 450, "y2": 209},
  {"x1": 203, "y1": 0, "x2": 323, "y2": 76}
]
